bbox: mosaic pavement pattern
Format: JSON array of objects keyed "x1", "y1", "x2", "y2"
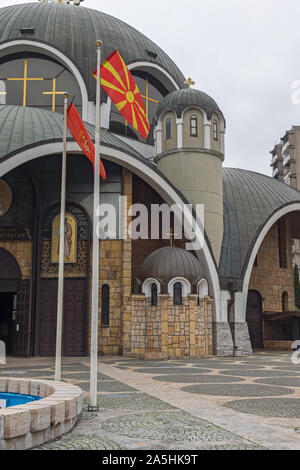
[{"x1": 2, "y1": 353, "x2": 300, "y2": 450}]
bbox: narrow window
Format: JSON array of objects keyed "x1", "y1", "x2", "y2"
[
  {"x1": 101, "y1": 284, "x2": 110, "y2": 326},
  {"x1": 151, "y1": 283, "x2": 158, "y2": 306},
  {"x1": 190, "y1": 115, "x2": 197, "y2": 137},
  {"x1": 174, "y1": 282, "x2": 182, "y2": 306},
  {"x1": 278, "y1": 219, "x2": 287, "y2": 268},
  {"x1": 166, "y1": 118, "x2": 172, "y2": 140},
  {"x1": 213, "y1": 119, "x2": 218, "y2": 141},
  {"x1": 282, "y1": 292, "x2": 289, "y2": 312}
]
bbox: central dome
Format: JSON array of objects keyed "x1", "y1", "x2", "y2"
[{"x1": 0, "y1": 3, "x2": 185, "y2": 100}]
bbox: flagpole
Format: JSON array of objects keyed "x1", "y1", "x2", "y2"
[
  {"x1": 89, "y1": 40, "x2": 102, "y2": 410},
  {"x1": 55, "y1": 92, "x2": 69, "y2": 382}
]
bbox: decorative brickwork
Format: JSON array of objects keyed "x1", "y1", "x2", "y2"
[{"x1": 129, "y1": 294, "x2": 213, "y2": 359}]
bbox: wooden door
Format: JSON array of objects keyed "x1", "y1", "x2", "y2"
[
  {"x1": 14, "y1": 280, "x2": 31, "y2": 356},
  {"x1": 39, "y1": 278, "x2": 87, "y2": 357},
  {"x1": 246, "y1": 290, "x2": 263, "y2": 349}
]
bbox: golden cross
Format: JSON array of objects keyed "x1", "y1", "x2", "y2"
[
  {"x1": 7, "y1": 58, "x2": 44, "y2": 107},
  {"x1": 141, "y1": 79, "x2": 160, "y2": 119},
  {"x1": 43, "y1": 78, "x2": 65, "y2": 112},
  {"x1": 184, "y1": 77, "x2": 195, "y2": 88},
  {"x1": 165, "y1": 227, "x2": 178, "y2": 248}
]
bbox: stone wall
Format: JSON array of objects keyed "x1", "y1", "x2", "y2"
[
  {"x1": 249, "y1": 217, "x2": 295, "y2": 312},
  {"x1": 129, "y1": 294, "x2": 213, "y2": 359}
]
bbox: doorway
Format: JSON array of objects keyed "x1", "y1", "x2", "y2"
[
  {"x1": 0, "y1": 293, "x2": 15, "y2": 354},
  {"x1": 246, "y1": 290, "x2": 263, "y2": 349}
]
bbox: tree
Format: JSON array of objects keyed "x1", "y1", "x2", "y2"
[{"x1": 294, "y1": 264, "x2": 300, "y2": 309}]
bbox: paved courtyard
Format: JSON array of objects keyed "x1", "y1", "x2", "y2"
[{"x1": 1, "y1": 352, "x2": 300, "y2": 450}]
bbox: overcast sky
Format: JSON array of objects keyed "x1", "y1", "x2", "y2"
[{"x1": 2, "y1": 0, "x2": 300, "y2": 176}]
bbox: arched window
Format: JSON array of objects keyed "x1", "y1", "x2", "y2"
[
  {"x1": 166, "y1": 118, "x2": 172, "y2": 140},
  {"x1": 174, "y1": 282, "x2": 182, "y2": 306},
  {"x1": 213, "y1": 120, "x2": 218, "y2": 141},
  {"x1": 198, "y1": 279, "x2": 208, "y2": 299},
  {"x1": 282, "y1": 292, "x2": 289, "y2": 312},
  {"x1": 151, "y1": 283, "x2": 158, "y2": 306},
  {"x1": 190, "y1": 115, "x2": 198, "y2": 137},
  {"x1": 101, "y1": 284, "x2": 110, "y2": 326}
]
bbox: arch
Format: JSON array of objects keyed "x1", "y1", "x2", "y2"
[
  {"x1": 142, "y1": 278, "x2": 161, "y2": 298},
  {"x1": 0, "y1": 248, "x2": 21, "y2": 280},
  {"x1": 173, "y1": 281, "x2": 182, "y2": 306},
  {"x1": 0, "y1": 141, "x2": 221, "y2": 321},
  {"x1": 240, "y1": 204, "x2": 300, "y2": 322},
  {"x1": 246, "y1": 290, "x2": 263, "y2": 349},
  {"x1": 0, "y1": 40, "x2": 89, "y2": 120},
  {"x1": 151, "y1": 283, "x2": 158, "y2": 307},
  {"x1": 198, "y1": 278, "x2": 208, "y2": 299},
  {"x1": 168, "y1": 277, "x2": 191, "y2": 298}
]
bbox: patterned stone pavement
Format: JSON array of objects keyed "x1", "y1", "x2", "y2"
[{"x1": 2, "y1": 352, "x2": 300, "y2": 450}]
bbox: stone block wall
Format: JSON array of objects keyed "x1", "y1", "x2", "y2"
[
  {"x1": 129, "y1": 294, "x2": 213, "y2": 359},
  {"x1": 249, "y1": 217, "x2": 295, "y2": 312}
]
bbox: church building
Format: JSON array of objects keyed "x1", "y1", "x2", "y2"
[{"x1": 0, "y1": 0, "x2": 300, "y2": 359}]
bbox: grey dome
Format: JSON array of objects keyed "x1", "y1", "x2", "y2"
[
  {"x1": 139, "y1": 246, "x2": 203, "y2": 283},
  {"x1": 155, "y1": 88, "x2": 222, "y2": 122},
  {"x1": 0, "y1": 3, "x2": 185, "y2": 100}
]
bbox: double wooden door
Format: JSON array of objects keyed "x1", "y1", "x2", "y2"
[{"x1": 39, "y1": 278, "x2": 87, "y2": 357}]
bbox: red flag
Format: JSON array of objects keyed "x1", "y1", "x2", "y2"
[
  {"x1": 67, "y1": 102, "x2": 106, "y2": 180},
  {"x1": 93, "y1": 50, "x2": 150, "y2": 140}
]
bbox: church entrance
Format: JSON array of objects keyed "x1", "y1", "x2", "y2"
[
  {"x1": 0, "y1": 293, "x2": 15, "y2": 354},
  {"x1": 246, "y1": 290, "x2": 263, "y2": 349}
]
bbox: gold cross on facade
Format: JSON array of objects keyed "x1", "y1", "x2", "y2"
[
  {"x1": 184, "y1": 77, "x2": 195, "y2": 88},
  {"x1": 43, "y1": 78, "x2": 65, "y2": 112},
  {"x1": 141, "y1": 79, "x2": 160, "y2": 119},
  {"x1": 7, "y1": 58, "x2": 44, "y2": 107},
  {"x1": 165, "y1": 227, "x2": 178, "y2": 247}
]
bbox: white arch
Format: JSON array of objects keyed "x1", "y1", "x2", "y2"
[
  {"x1": 239, "y1": 203, "x2": 300, "y2": 322},
  {"x1": 168, "y1": 277, "x2": 191, "y2": 297},
  {"x1": 0, "y1": 40, "x2": 89, "y2": 121},
  {"x1": 142, "y1": 278, "x2": 161, "y2": 298},
  {"x1": 0, "y1": 140, "x2": 221, "y2": 320},
  {"x1": 198, "y1": 279, "x2": 208, "y2": 299}
]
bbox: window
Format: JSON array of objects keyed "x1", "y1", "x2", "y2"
[
  {"x1": 213, "y1": 120, "x2": 218, "y2": 141},
  {"x1": 173, "y1": 282, "x2": 182, "y2": 306},
  {"x1": 282, "y1": 292, "x2": 289, "y2": 312},
  {"x1": 190, "y1": 115, "x2": 198, "y2": 137},
  {"x1": 151, "y1": 283, "x2": 158, "y2": 306},
  {"x1": 101, "y1": 284, "x2": 110, "y2": 326},
  {"x1": 278, "y1": 219, "x2": 287, "y2": 268},
  {"x1": 166, "y1": 118, "x2": 172, "y2": 140}
]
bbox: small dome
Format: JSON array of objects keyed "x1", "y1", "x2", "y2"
[
  {"x1": 139, "y1": 246, "x2": 203, "y2": 283},
  {"x1": 154, "y1": 88, "x2": 222, "y2": 122}
]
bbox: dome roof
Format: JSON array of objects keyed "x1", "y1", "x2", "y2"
[
  {"x1": 220, "y1": 168, "x2": 300, "y2": 284},
  {"x1": 139, "y1": 246, "x2": 203, "y2": 283},
  {"x1": 155, "y1": 88, "x2": 222, "y2": 121},
  {"x1": 0, "y1": 3, "x2": 185, "y2": 100},
  {"x1": 0, "y1": 105, "x2": 143, "y2": 162}
]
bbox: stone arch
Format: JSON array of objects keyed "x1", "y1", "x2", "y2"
[{"x1": 0, "y1": 247, "x2": 21, "y2": 280}]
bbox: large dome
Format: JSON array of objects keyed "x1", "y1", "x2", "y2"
[
  {"x1": 0, "y1": 3, "x2": 185, "y2": 100},
  {"x1": 139, "y1": 246, "x2": 203, "y2": 283}
]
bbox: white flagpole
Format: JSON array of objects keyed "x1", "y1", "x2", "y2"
[
  {"x1": 55, "y1": 92, "x2": 69, "y2": 382},
  {"x1": 89, "y1": 40, "x2": 102, "y2": 410}
]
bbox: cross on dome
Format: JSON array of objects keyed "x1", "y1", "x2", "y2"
[
  {"x1": 184, "y1": 77, "x2": 195, "y2": 88},
  {"x1": 39, "y1": 0, "x2": 84, "y2": 5}
]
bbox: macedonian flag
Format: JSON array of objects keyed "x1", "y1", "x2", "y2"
[
  {"x1": 93, "y1": 50, "x2": 150, "y2": 140},
  {"x1": 67, "y1": 102, "x2": 106, "y2": 180}
]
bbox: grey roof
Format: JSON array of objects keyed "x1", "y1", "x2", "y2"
[
  {"x1": 0, "y1": 3, "x2": 185, "y2": 100},
  {"x1": 0, "y1": 105, "x2": 143, "y2": 162},
  {"x1": 155, "y1": 88, "x2": 222, "y2": 121},
  {"x1": 220, "y1": 168, "x2": 300, "y2": 286},
  {"x1": 140, "y1": 246, "x2": 203, "y2": 283}
]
